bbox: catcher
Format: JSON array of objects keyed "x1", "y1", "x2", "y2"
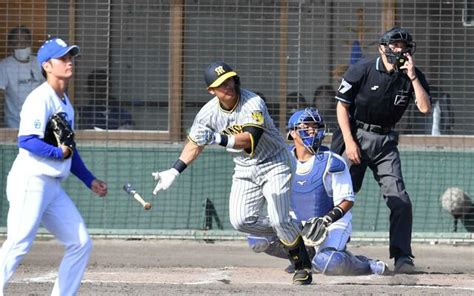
[
  {"x1": 248, "y1": 108, "x2": 388, "y2": 275},
  {"x1": 0, "y1": 38, "x2": 107, "y2": 295}
]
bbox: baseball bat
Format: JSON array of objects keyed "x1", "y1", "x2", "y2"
[{"x1": 123, "y1": 183, "x2": 152, "y2": 210}]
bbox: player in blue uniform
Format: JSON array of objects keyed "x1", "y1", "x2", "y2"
[
  {"x1": 0, "y1": 38, "x2": 108, "y2": 295},
  {"x1": 248, "y1": 108, "x2": 388, "y2": 275}
]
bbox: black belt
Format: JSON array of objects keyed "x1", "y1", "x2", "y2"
[{"x1": 356, "y1": 120, "x2": 392, "y2": 135}]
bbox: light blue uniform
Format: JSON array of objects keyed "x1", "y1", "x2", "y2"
[
  {"x1": 249, "y1": 146, "x2": 387, "y2": 275},
  {"x1": 0, "y1": 82, "x2": 92, "y2": 295}
]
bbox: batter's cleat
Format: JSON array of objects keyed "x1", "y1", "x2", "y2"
[
  {"x1": 293, "y1": 269, "x2": 312, "y2": 285},
  {"x1": 369, "y1": 260, "x2": 389, "y2": 275},
  {"x1": 394, "y1": 256, "x2": 415, "y2": 274},
  {"x1": 306, "y1": 247, "x2": 316, "y2": 261}
]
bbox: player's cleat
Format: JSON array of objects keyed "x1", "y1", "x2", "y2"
[
  {"x1": 293, "y1": 269, "x2": 312, "y2": 285},
  {"x1": 306, "y1": 247, "x2": 316, "y2": 261},
  {"x1": 369, "y1": 260, "x2": 389, "y2": 275},
  {"x1": 285, "y1": 247, "x2": 314, "y2": 273},
  {"x1": 394, "y1": 256, "x2": 415, "y2": 274}
]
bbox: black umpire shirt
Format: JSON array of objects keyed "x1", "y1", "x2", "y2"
[{"x1": 335, "y1": 57, "x2": 431, "y2": 127}]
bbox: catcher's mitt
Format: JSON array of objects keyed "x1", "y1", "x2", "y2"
[
  {"x1": 44, "y1": 112, "x2": 76, "y2": 157},
  {"x1": 301, "y1": 217, "x2": 329, "y2": 247}
]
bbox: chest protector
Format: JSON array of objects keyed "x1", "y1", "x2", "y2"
[{"x1": 291, "y1": 153, "x2": 334, "y2": 223}]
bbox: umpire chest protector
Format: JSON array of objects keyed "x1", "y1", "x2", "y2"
[{"x1": 291, "y1": 153, "x2": 334, "y2": 222}]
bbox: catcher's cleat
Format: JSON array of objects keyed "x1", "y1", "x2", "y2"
[
  {"x1": 369, "y1": 260, "x2": 389, "y2": 275},
  {"x1": 293, "y1": 269, "x2": 312, "y2": 285},
  {"x1": 284, "y1": 262, "x2": 295, "y2": 274},
  {"x1": 394, "y1": 256, "x2": 415, "y2": 274}
]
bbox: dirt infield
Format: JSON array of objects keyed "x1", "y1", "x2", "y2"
[{"x1": 2, "y1": 238, "x2": 473, "y2": 295}]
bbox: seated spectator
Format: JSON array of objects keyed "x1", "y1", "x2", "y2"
[
  {"x1": 80, "y1": 69, "x2": 133, "y2": 130},
  {"x1": 0, "y1": 25, "x2": 44, "y2": 127}
]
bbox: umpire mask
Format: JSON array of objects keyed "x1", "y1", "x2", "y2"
[{"x1": 379, "y1": 27, "x2": 416, "y2": 71}]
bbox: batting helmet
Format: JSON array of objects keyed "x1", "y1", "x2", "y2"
[
  {"x1": 204, "y1": 62, "x2": 238, "y2": 89},
  {"x1": 379, "y1": 27, "x2": 416, "y2": 55}
]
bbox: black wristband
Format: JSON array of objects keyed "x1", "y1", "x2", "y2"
[
  {"x1": 325, "y1": 206, "x2": 345, "y2": 224},
  {"x1": 172, "y1": 159, "x2": 187, "y2": 173},
  {"x1": 218, "y1": 134, "x2": 228, "y2": 147},
  {"x1": 410, "y1": 76, "x2": 418, "y2": 82}
]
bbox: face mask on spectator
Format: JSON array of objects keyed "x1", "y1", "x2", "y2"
[{"x1": 14, "y1": 47, "x2": 32, "y2": 62}]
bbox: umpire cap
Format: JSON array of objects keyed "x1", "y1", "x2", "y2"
[{"x1": 204, "y1": 62, "x2": 238, "y2": 89}]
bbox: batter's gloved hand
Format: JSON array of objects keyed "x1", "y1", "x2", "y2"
[
  {"x1": 152, "y1": 168, "x2": 179, "y2": 195},
  {"x1": 43, "y1": 112, "x2": 76, "y2": 159},
  {"x1": 301, "y1": 217, "x2": 329, "y2": 247}
]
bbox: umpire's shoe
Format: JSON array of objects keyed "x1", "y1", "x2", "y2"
[
  {"x1": 394, "y1": 256, "x2": 415, "y2": 274},
  {"x1": 293, "y1": 269, "x2": 312, "y2": 285}
]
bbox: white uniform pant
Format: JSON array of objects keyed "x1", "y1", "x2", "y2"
[
  {"x1": 0, "y1": 173, "x2": 92, "y2": 296},
  {"x1": 229, "y1": 156, "x2": 300, "y2": 244}
]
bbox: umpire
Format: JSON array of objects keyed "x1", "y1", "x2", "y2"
[{"x1": 330, "y1": 27, "x2": 431, "y2": 273}]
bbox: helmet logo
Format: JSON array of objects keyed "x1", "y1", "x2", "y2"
[{"x1": 214, "y1": 66, "x2": 226, "y2": 76}]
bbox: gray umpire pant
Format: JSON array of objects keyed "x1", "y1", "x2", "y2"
[{"x1": 347, "y1": 128, "x2": 414, "y2": 260}]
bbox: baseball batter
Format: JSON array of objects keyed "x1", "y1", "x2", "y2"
[
  {"x1": 152, "y1": 62, "x2": 312, "y2": 285},
  {"x1": 0, "y1": 38, "x2": 108, "y2": 295},
  {"x1": 248, "y1": 108, "x2": 388, "y2": 276}
]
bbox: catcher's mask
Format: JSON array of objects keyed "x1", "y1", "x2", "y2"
[
  {"x1": 204, "y1": 61, "x2": 240, "y2": 94},
  {"x1": 287, "y1": 107, "x2": 326, "y2": 154},
  {"x1": 379, "y1": 27, "x2": 416, "y2": 71}
]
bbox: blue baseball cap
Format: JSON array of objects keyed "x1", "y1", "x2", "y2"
[{"x1": 37, "y1": 38, "x2": 79, "y2": 70}]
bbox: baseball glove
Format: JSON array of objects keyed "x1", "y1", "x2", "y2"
[
  {"x1": 301, "y1": 217, "x2": 329, "y2": 247},
  {"x1": 43, "y1": 112, "x2": 76, "y2": 157}
]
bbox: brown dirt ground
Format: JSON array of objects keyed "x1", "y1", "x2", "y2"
[{"x1": 2, "y1": 238, "x2": 473, "y2": 295}]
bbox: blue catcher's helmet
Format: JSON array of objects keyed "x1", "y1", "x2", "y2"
[{"x1": 287, "y1": 107, "x2": 326, "y2": 154}]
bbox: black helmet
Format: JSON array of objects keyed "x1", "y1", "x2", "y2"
[
  {"x1": 204, "y1": 62, "x2": 238, "y2": 89},
  {"x1": 379, "y1": 27, "x2": 416, "y2": 54}
]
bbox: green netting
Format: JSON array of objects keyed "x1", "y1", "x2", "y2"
[{"x1": 1, "y1": 143, "x2": 473, "y2": 237}]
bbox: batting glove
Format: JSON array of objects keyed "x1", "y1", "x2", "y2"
[{"x1": 152, "y1": 168, "x2": 179, "y2": 194}]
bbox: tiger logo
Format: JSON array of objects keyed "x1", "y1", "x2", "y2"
[{"x1": 251, "y1": 111, "x2": 264, "y2": 124}]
